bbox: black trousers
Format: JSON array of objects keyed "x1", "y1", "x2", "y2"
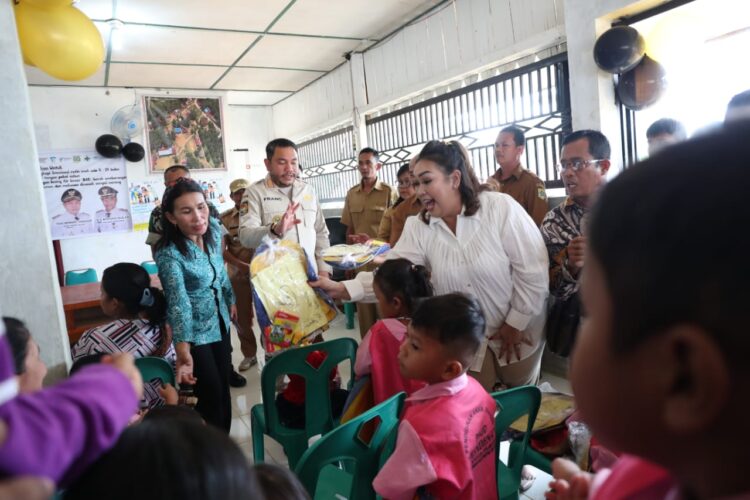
[{"x1": 191, "y1": 323, "x2": 232, "y2": 433}]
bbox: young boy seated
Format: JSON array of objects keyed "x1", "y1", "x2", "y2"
[
  {"x1": 546, "y1": 122, "x2": 750, "y2": 500},
  {"x1": 373, "y1": 293, "x2": 497, "y2": 500}
]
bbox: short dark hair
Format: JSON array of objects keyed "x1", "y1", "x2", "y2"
[
  {"x1": 562, "y1": 130, "x2": 611, "y2": 160},
  {"x1": 500, "y1": 125, "x2": 525, "y2": 147},
  {"x1": 397, "y1": 163, "x2": 410, "y2": 178},
  {"x1": 3, "y1": 317, "x2": 30, "y2": 375},
  {"x1": 254, "y1": 463, "x2": 310, "y2": 500},
  {"x1": 374, "y1": 259, "x2": 434, "y2": 315},
  {"x1": 646, "y1": 118, "x2": 687, "y2": 140},
  {"x1": 163, "y1": 165, "x2": 190, "y2": 180},
  {"x1": 411, "y1": 293, "x2": 486, "y2": 368},
  {"x1": 416, "y1": 141, "x2": 482, "y2": 221},
  {"x1": 358, "y1": 147, "x2": 379, "y2": 162},
  {"x1": 101, "y1": 263, "x2": 171, "y2": 357},
  {"x1": 157, "y1": 178, "x2": 213, "y2": 257},
  {"x1": 266, "y1": 138, "x2": 298, "y2": 159},
  {"x1": 64, "y1": 418, "x2": 260, "y2": 500},
  {"x1": 589, "y1": 122, "x2": 750, "y2": 367}
]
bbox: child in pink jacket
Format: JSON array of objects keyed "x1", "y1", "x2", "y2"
[
  {"x1": 374, "y1": 293, "x2": 497, "y2": 500},
  {"x1": 355, "y1": 258, "x2": 433, "y2": 404}
]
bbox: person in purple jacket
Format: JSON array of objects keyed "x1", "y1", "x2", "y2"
[{"x1": 0, "y1": 306, "x2": 143, "y2": 488}]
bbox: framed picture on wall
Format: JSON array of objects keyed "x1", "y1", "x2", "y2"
[{"x1": 143, "y1": 96, "x2": 227, "y2": 173}]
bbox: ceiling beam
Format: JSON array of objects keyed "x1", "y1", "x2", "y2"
[{"x1": 90, "y1": 19, "x2": 374, "y2": 42}]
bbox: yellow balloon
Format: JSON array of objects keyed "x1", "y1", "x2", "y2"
[
  {"x1": 22, "y1": 51, "x2": 35, "y2": 67},
  {"x1": 14, "y1": 3, "x2": 104, "y2": 81},
  {"x1": 22, "y1": 0, "x2": 73, "y2": 7}
]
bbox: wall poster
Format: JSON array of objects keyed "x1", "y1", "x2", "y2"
[{"x1": 39, "y1": 151, "x2": 132, "y2": 240}]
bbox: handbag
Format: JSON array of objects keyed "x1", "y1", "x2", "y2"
[{"x1": 545, "y1": 292, "x2": 581, "y2": 357}]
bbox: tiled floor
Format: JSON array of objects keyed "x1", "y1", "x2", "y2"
[{"x1": 227, "y1": 315, "x2": 571, "y2": 499}]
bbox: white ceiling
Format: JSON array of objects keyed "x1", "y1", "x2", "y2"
[{"x1": 24, "y1": 0, "x2": 445, "y2": 105}]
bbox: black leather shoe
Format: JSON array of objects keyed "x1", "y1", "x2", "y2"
[{"x1": 229, "y1": 369, "x2": 247, "y2": 388}]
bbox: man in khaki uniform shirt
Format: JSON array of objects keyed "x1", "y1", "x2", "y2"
[
  {"x1": 487, "y1": 125, "x2": 549, "y2": 226},
  {"x1": 341, "y1": 148, "x2": 396, "y2": 336},
  {"x1": 221, "y1": 178, "x2": 258, "y2": 371},
  {"x1": 238, "y1": 138, "x2": 332, "y2": 277}
]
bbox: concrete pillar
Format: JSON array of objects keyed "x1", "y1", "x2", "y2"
[
  {"x1": 0, "y1": 2, "x2": 71, "y2": 381},
  {"x1": 349, "y1": 53, "x2": 368, "y2": 152}
]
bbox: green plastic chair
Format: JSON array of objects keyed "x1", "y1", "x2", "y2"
[
  {"x1": 141, "y1": 260, "x2": 158, "y2": 274},
  {"x1": 135, "y1": 356, "x2": 175, "y2": 386},
  {"x1": 64, "y1": 268, "x2": 98, "y2": 286},
  {"x1": 250, "y1": 337, "x2": 358, "y2": 469},
  {"x1": 492, "y1": 385, "x2": 550, "y2": 500},
  {"x1": 294, "y1": 392, "x2": 405, "y2": 500}
]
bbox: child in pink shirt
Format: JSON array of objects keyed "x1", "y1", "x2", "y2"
[
  {"x1": 355, "y1": 258, "x2": 433, "y2": 404},
  {"x1": 546, "y1": 125, "x2": 750, "y2": 500},
  {"x1": 373, "y1": 293, "x2": 497, "y2": 500}
]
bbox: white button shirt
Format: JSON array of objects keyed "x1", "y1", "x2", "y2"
[
  {"x1": 238, "y1": 176, "x2": 332, "y2": 274},
  {"x1": 344, "y1": 191, "x2": 549, "y2": 369}
]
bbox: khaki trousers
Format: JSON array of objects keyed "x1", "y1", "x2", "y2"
[
  {"x1": 229, "y1": 274, "x2": 258, "y2": 358},
  {"x1": 470, "y1": 341, "x2": 545, "y2": 391}
]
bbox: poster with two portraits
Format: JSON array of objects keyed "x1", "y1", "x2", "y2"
[{"x1": 39, "y1": 151, "x2": 132, "y2": 240}]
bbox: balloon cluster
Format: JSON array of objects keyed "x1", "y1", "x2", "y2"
[
  {"x1": 14, "y1": 0, "x2": 104, "y2": 81},
  {"x1": 95, "y1": 135, "x2": 145, "y2": 163},
  {"x1": 593, "y1": 26, "x2": 667, "y2": 111}
]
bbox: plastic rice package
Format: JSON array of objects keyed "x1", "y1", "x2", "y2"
[
  {"x1": 321, "y1": 239, "x2": 390, "y2": 270},
  {"x1": 250, "y1": 236, "x2": 337, "y2": 356}
]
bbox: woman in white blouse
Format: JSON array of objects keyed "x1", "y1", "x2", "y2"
[{"x1": 312, "y1": 140, "x2": 549, "y2": 390}]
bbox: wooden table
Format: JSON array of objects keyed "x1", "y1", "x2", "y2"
[{"x1": 61, "y1": 275, "x2": 161, "y2": 344}]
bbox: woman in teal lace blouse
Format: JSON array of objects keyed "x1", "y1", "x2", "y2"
[{"x1": 155, "y1": 179, "x2": 237, "y2": 432}]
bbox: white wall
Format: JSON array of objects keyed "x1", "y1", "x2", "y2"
[
  {"x1": 272, "y1": 62, "x2": 354, "y2": 140},
  {"x1": 1, "y1": 3, "x2": 70, "y2": 379},
  {"x1": 273, "y1": 0, "x2": 566, "y2": 140},
  {"x1": 28, "y1": 87, "x2": 273, "y2": 279}
]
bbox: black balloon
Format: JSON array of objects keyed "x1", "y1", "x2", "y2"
[
  {"x1": 617, "y1": 56, "x2": 667, "y2": 111},
  {"x1": 95, "y1": 134, "x2": 123, "y2": 158},
  {"x1": 122, "y1": 142, "x2": 145, "y2": 162},
  {"x1": 593, "y1": 26, "x2": 646, "y2": 74}
]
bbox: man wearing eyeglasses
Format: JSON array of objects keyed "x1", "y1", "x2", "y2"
[
  {"x1": 486, "y1": 125, "x2": 549, "y2": 226},
  {"x1": 540, "y1": 130, "x2": 611, "y2": 357}
]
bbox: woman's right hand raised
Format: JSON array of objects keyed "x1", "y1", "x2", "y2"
[{"x1": 175, "y1": 342, "x2": 197, "y2": 385}]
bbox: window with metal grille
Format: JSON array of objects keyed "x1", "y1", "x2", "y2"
[
  {"x1": 300, "y1": 54, "x2": 571, "y2": 202},
  {"x1": 297, "y1": 126, "x2": 357, "y2": 203}
]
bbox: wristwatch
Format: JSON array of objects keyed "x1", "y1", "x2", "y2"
[{"x1": 269, "y1": 223, "x2": 282, "y2": 238}]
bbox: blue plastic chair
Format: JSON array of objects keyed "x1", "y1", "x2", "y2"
[
  {"x1": 492, "y1": 385, "x2": 550, "y2": 500},
  {"x1": 294, "y1": 392, "x2": 405, "y2": 500},
  {"x1": 64, "y1": 268, "x2": 98, "y2": 286},
  {"x1": 140, "y1": 260, "x2": 158, "y2": 275},
  {"x1": 250, "y1": 338, "x2": 358, "y2": 469},
  {"x1": 135, "y1": 356, "x2": 175, "y2": 386}
]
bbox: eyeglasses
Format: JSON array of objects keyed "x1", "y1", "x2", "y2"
[{"x1": 556, "y1": 159, "x2": 605, "y2": 174}]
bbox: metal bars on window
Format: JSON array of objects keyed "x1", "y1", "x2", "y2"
[
  {"x1": 297, "y1": 126, "x2": 355, "y2": 176},
  {"x1": 366, "y1": 54, "x2": 571, "y2": 189},
  {"x1": 299, "y1": 54, "x2": 571, "y2": 202}
]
